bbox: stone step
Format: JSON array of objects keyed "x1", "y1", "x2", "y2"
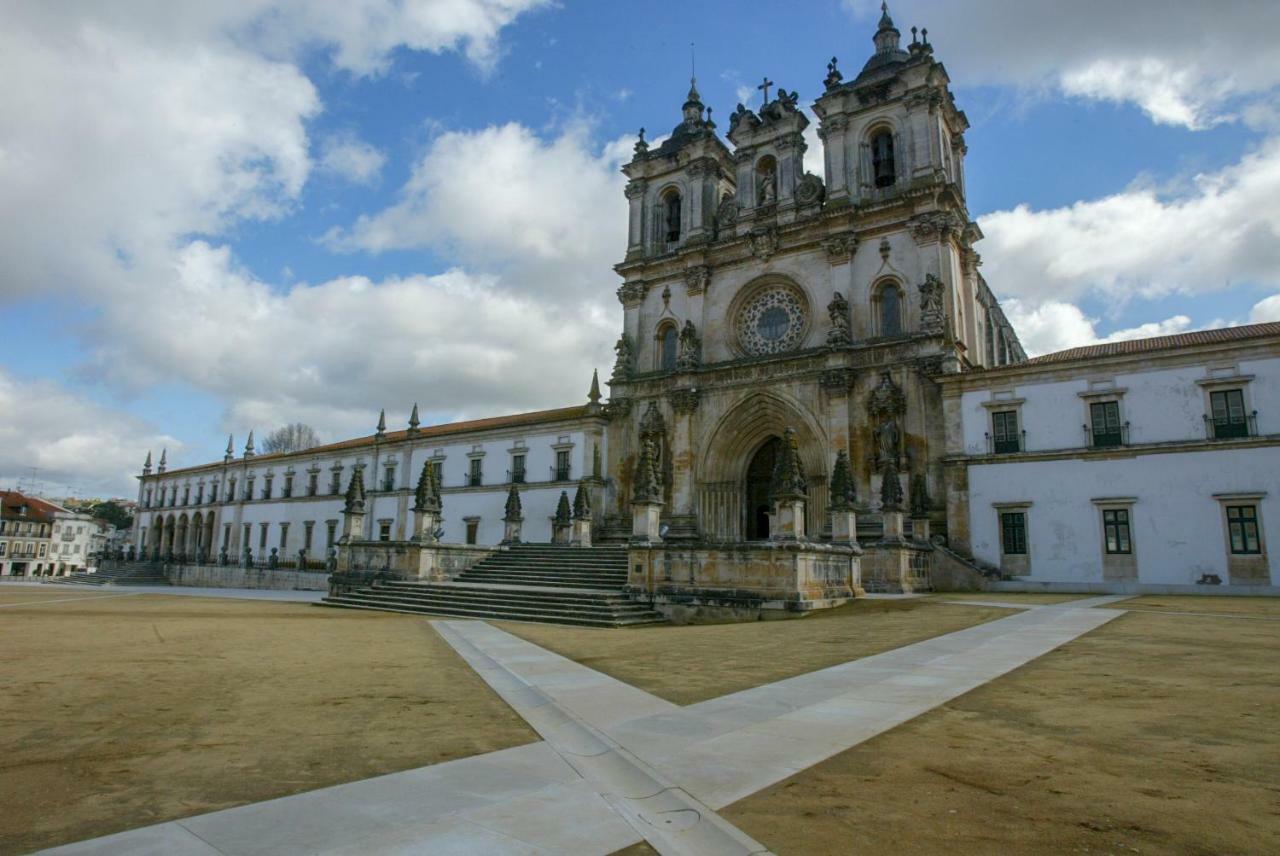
[
  {"x1": 321, "y1": 596, "x2": 664, "y2": 628},
  {"x1": 339, "y1": 592, "x2": 656, "y2": 620},
  {"x1": 454, "y1": 576, "x2": 625, "y2": 590},
  {"x1": 376, "y1": 583, "x2": 633, "y2": 604}
]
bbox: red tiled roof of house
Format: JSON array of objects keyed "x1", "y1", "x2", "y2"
[
  {"x1": 156, "y1": 404, "x2": 594, "y2": 478},
  {"x1": 0, "y1": 491, "x2": 64, "y2": 523},
  {"x1": 1024, "y1": 321, "x2": 1280, "y2": 366}
]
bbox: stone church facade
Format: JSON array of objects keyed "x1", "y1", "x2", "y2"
[{"x1": 600, "y1": 8, "x2": 1022, "y2": 549}]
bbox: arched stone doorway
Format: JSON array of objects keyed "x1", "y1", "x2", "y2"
[
  {"x1": 697, "y1": 392, "x2": 828, "y2": 542},
  {"x1": 744, "y1": 436, "x2": 781, "y2": 540}
]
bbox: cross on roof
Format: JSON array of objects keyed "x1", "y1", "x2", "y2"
[{"x1": 757, "y1": 76, "x2": 773, "y2": 106}]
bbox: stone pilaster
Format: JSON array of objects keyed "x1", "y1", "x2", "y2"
[{"x1": 665, "y1": 387, "x2": 700, "y2": 539}]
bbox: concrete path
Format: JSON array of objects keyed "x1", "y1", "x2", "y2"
[{"x1": 42, "y1": 599, "x2": 1125, "y2": 855}]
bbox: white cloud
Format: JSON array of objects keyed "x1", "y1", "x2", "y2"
[
  {"x1": 978, "y1": 137, "x2": 1280, "y2": 306},
  {"x1": 317, "y1": 132, "x2": 386, "y2": 185},
  {"x1": 0, "y1": 370, "x2": 178, "y2": 497},
  {"x1": 1250, "y1": 293, "x2": 1280, "y2": 323},
  {"x1": 842, "y1": 1, "x2": 1280, "y2": 130},
  {"x1": 325, "y1": 121, "x2": 630, "y2": 302},
  {"x1": 1003, "y1": 300, "x2": 1197, "y2": 357}
]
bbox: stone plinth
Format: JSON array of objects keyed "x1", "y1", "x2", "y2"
[
  {"x1": 771, "y1": 498, "x2": 806, "y2": 541},
  {"x1": 631, "y1": 501, "x2": 662, "y2": 543},
  {"x1": 627, "y1": 540, "x2": 862, "y2": 624},
  {"x1": 570, "y1": 518, "x2": 592, "y2": 547},
  {"x1": 338, "y1": 540, "x2": 495, "y2": 583},
  {"x1": 862, "y1": 540, "x2": 933, "y2": 593},
  {"x1": 502, "y1": 518, "x2": 523, "y2": 545},
  {"x1": 831, "y1": 509, "x2": 858, "y2": 544}
]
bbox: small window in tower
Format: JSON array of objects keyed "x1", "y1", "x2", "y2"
[
  {"x1": 877, "y1": 283, "x2": 903, "y2": 336},
  {"x1": 660, "y1": 325, "x2": 678, "y2": 372},
  {"x1": 871, "y1": 130, "x2": 896, "y2": 188},
  {"x1": 663, "y1": 190, "x2": 682, "y2": 243}
]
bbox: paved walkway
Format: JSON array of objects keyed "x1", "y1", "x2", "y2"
[{"x1": 43, "y1": 598, "x2": 1125, "y2": 855}]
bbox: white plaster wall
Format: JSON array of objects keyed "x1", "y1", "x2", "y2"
[
  {"x1": 958, "y1": 355, "x2": 1280, "y2": 454},
  {"x1": 967, "y1": 447, "x2": 1279, "y2": 585}
]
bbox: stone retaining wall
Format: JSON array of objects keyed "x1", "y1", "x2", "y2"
[{"x1": 166, "y1": 564, "x2": 331, "y2": 591}]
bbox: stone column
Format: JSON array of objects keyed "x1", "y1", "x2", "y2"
[{"x1": 665, "y1": 388, "x2": 700, "y2": 539}]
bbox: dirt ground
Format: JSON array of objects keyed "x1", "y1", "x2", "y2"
[
  {"x1": 0, "y1": 594, "x2": 534, "y2": 855},
  {"x1": 503, "y1": 599, "x2": 1008, "y2": 705},
  {"x1": 1104, "y1": 594, "x2": 1280, "y2": 616},
  {"x1": 928, "y1": 591, "x2": 1089, "y2": 605},
  {"x1": 716, "y1": 607, "x2": 1280, "y2": 855}
]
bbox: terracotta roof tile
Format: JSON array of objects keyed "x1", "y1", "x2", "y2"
[
  {"x1": 0, "y1": 491, "x2": 63, "y2": 523},
  {"x1": 156, "y1": 404, "x2": 593, "y2": 478},
  {"x1": 1024, "y1": 321, "x2": 1280, "y2": 366}
]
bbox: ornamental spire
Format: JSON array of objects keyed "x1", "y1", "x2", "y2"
[
  {"x1": 880, "y1": 461, "x2": 904, "y2": 511},
  {"x1": 554, "y1": 490, "x2": 572, "y2": 524},
  {"x1": 830, "y1": 449, "x2": 856, "y2": 510},
  {"x1": 413, "y1": 460, "x2": 439, "y2": 513},
  {"x1": 142, "y1": 450, "x2": 152, "y2": 474},
  {"x1": 588, "y1": 369, "x2": 602, "y2": 405},
  {"x1": 244, "y1": 431, "x2": 255, "y2": 458},
  {"x1": 343, "y1": 466, "x2": 366, "y2": 514},
  {"x1": 874, "y1": 1, "x2": 902, "y2": 55},
  {"x1": 158, "y1": 448, "x2": 167, "y2": 473},
  {"x1": 224, "y1": 434, "x2": 235, "y2": 463},
  {"x1": 375, "y1": 408, "x2": 387, "y2": 439},
  {"x1": 503, "y1": 482, "x2": 523, "y2": 521},
  {"x1": 632, "y1": 437, "x2": 663, "y2": 503},
  {"x1": 407, "y1": 403, "x2": 421, "y2": 436},
  {"x1": 769, "y1": 428, "x2": 808, "y2": 502},
  {"x1": 572, "y1": 480, "x2": 592, "y2": 519}
]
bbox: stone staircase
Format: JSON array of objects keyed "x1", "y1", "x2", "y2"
[
  {"x1": 55, "y1": 563, "x2": 170, "y2": 587},
  {"x1": 322, "y1": 544, "x2": 664, "y2": 627}
]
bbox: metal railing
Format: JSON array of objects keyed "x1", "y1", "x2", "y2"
[
  {"x1": 1204, "y1": 411, "x2": 1257, "y2": 440},
  {"x1": 985, "y1": 430, "x2": 1025, "y2": 455},
  {"x1": 551, "y1": 466, "x2": 572, "y2": 482},
  {"x1": 507, "y1": 469, "x2": 527, "y2": 484},
  {"x1": 1084, "y1": 421, "x2": 1129, "y2": 448}
]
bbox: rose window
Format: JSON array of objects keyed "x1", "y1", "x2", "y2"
[{"x1": 737, "y1": 286, "x2": 807, "y2": 355}]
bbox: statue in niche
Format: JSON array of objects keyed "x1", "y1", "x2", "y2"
[
  {"x1": 826, "y1": 292, "x2": 852, "y2": 347},
  {"x1": 756, "y1": 161, "x2": 777, "y2": 206},
  {"x1": 676, "y1": 320, "x2": 702, "y2": 371},
  {"x1": 919, "y1": 273, "x2": 946, "y2": 333},
  {"x1": 876, "y1": 417, "x2": 901, "y2": 468},
  {"x1": 611, "y1": 333, "x2": 634, "y2": 382}
]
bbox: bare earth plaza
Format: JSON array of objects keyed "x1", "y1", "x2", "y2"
[{"x1": 3, "y1": 4, "x2": 1280, "y2": 856}]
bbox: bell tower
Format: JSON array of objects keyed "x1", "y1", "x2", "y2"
[{"x1": 813, "y1": 2, "x2": 969, "y2": 208}]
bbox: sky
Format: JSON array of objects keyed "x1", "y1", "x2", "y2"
[{"x1": 1, "y1": 0, "x2": 1279, "y2": 499}]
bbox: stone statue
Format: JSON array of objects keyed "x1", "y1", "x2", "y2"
[
  {"x1": 611, "y1": 334, "x2": 634, "y2": 382},
  {"x1": 756, "y1": 163, "x2": 777, "y2": 206},
  {"x1": 218, "y1": 546, "x2": 228, "y2": 566},
  {"x1": 676, "y1": 320, "x2": 702, "y2": 371},
  {"x1": 877, "y1": 417, "x2": 901, "y2": 467},
  {"x1": 267, "y1": 547, "x2": 278, "y2": 569},
  {"x1": 919, "y1": 273, "x2": 945, "y2": 333},
  {"x1": 325, "y1": 547, "x2": 338, "y2": 573},
  {"x1": 826, "y1": 292, "x2": 852, "y2": 347},
  {"x1": 297, "y1": 548, "x2": 307, "y2": 568},
  {"x1": 243, "y1": 547, "x2": 253, "y2": 567}
]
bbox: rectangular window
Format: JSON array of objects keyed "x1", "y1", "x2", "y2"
[
  {"x1": 245, "y1": 479, "x2": 255, "y2": 501},
  {"x1": 38, "y1": 544, "x2": 47, "y2": 558},
  {"x1": 1226, "y1": 505, "x2": 1261, "y2": 555},
  {"x1": 1000, "y1": 512, "x2": 1027, "y2": 555},
  {"x1": 242, "y1": 523, "x2": 251, "y2": 552},
  {"x1": 325, "y1": 520, "x2": 337, "y2": 549},
  {"x1": 144, "y1": 489, "x2": 152, "y2": 508},
  {"x1": 1210, "y1": 389, "x2": 1248, "y2": 439},
  {"x1": 466, "y1": 520, "x2": 479, "y2": 545},
  {"x1": 555, "y1": 450, "x2": 571, "y2": 481},
  {"x1": 0, "y1": 542, "x2": 6, "y2": 557},
  {"x1": 992, "y1": 410, "x2": 1020, "y2": 454},
  {"x1": 303, "y1": 521, "x2": 314, "y2": 551},
  {"x1": 263, "y1": 477, "x2": 273, "y2": 500},
  {"x1": 210, "y1": 483, "x2": 218, "y2": 503},
  {"x1": 468, "y1": 458, "x2": 482, "y2": 487},
  {"x1": 1090, "y1": 401, "x2": 1123, "y2": 447},
  {"x1": 259, "y1": 523, "x2": 268, "y2": 550},
  {"x1": 183, "y1": 487, "x2": 190, "y2": 505},
  {"x1": 283, "y1": 476, "x2": 293, "y2": 498},
  {"x1": 196, "y1": 485, "x2": 204, "y2": 504},
  {"x1": 512, "y1": 454, "x2": 526, "y2": 483},
  {"x1": 279, "y1": 523, "x2": 289, "y2": 552},
  {"x1": 1102, "y1": 508, "x2": 1132, "y2": 554},
  {"x1": 378, "y1": 521, "x2": 392, "y2": 542},
  {"x1": 383, "y1": 467, "x2": 396, "y2": 492},
  {"x1": 222, "y1": 524, "x2": 231, "y2": 548},
  {"x1": 308, "y1": 473, "x2": 318, "y2": 496},
  {"x1": 330, "y1": 470, "x2": 342, "y2": 494}
]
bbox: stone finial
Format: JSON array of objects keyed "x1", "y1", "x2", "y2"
[
  {"x1": 632, "y1": 438, "x2": 663, "y2": 503},
  {"x1": 157, "y1": 448, "x2": 167, "y2": 473},
  {"x1": 830, "y1": 450, "x2": 857, "y2": 510},
  {"x1": 224, "y1": 434, "x2": 235, "y2": 463},
  {"x1": 572, "y1": 480, "x2": 592, "y2": 519},
  {"x1": 407, "y1": 403, "x2": 421, "y2": 436},
  {"x1": 634, "y1": 126, "x2": 648, "y2": 155},
  {"x1": 555, "y1": 491, "x2": 572, "y2": 524},
  {"x1": 343, "y1": 467, "x2": 366, "y2": 514},
  {"x1": 413, "y1": 460, "x2": 439, "y2": 513},
  {"x1": 824, "y1": 56, "x2": 843, "y2": 89},
  {"x1": 503, "y1": 482, "x2": 523, "y2": 522},
  {"x1": 910, "y1": 472, "x2": 930, "y2": 518},
  {"x1": 769, "y1": 428, "x2": 808, "y2": 502},
  {"x1": 588, "y1": 369, "x2": 602, "y2": 406},
  {"x1": 375, "y1": 409, "x2": 387, "y2": 439},
  {"x1": 142, "y1": 450, "x2": 152, "y2": 474},
  {"x1": 244, "y1": 431, "x2": 256, "y2": 458},
  {"x1": 880, "y1": 461, "x2": 904, "y2": 512}
]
